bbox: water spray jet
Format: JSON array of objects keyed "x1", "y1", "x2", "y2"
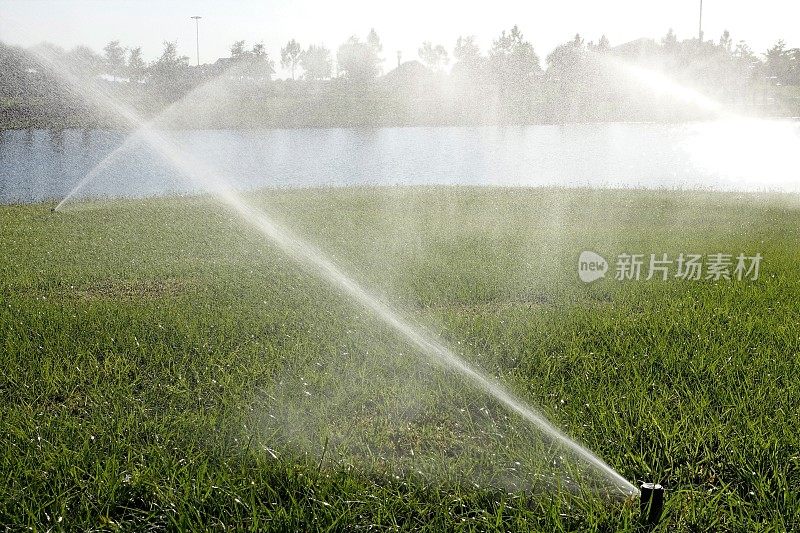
[{"x1": 27, "y1": 44, "x2": 640, "y2": 501}]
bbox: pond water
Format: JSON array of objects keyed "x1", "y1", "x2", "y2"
[{"x1": 1, "y1": 120, "x2": 799, "y2": 204}]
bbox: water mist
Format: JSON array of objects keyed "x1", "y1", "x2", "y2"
[{"x1": 31, "y1": 46, "x2": 639, "y2": 499}]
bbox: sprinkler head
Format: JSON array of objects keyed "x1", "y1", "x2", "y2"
[{"x1": 639, "y1": 482, "x2": 664, "y2": 525}]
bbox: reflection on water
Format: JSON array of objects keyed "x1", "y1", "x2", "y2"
[
  {"x1": 48, "y1": 128, "x2": 65, "y2": 154},
  {"x1": 1, "y1": 121, "x2": 799, "y2": 204}
]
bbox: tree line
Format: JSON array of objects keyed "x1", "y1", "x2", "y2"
[{"x1": 1, "y1": 26, "x2": 798, "y2": 129}]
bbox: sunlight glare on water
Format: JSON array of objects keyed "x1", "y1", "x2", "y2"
[
  {"x1": 685, "y1": 118, "x2": 800, "y2": 191},
  {"x1": 597, "y1": 52, "x2": 800, "y2": 192}
]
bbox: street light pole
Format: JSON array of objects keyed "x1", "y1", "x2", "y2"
[
  {"x1": 190, "y1": 16, "x2": 202, "y2": 66},
  {"x1": 698, "y1": 0, "x2": 703, "y2": 42}
]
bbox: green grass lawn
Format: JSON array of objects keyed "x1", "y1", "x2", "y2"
[{"x1": 1, "y1": 187, "x2": 799, "y2": 531}]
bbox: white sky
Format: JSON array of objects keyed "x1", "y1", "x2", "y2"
[{"x1": 1, "y1": 0, "x2": 798, "y2": 78}]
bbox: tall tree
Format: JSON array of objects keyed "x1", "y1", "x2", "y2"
[
  {"x1": 367, "y1": 28, "x2": 383, "y2": 75},
  {"x1": 252, "y1": 42, "x2": 267, "y2": 57},
  {"x1": 765, "y1": 39, "x2": 790, "y2": 83},
  {"x1": 452, "y1": 35, "x2": 486, "y2": 83},
  {"x1": 0, "y1": 42, "x2": 30, "y2": 97},
  {"x1": 102, "y1": 40, "x2": 126, "y2": 81},
  {"x1": 454, "y1": 35, "x2": 481, "y2": 65},
  {"x1": 367, "y1": 28, "x2": 382, "y2": 54},
  {"x1": 149, "y1": 41, "x2": 189, "y2": 94},
  {"x1": 662, "y1": 28, "x2": 678, "y2": 52},
  {"x1": 230, "y1": 40, "x2": 248, "y2": 59},
  {"x1": 126, "y1": 46, "x2": 146, "y2": 83},
  {"x1": 488, "y1": 26, "x2": 541, "y2": 122},
  {"x1": 337, "y1": 35, "x2": 381, "y2": 81},
  {"x1": 489, "y1": 25, "x2": 541, "y2": 83},
  {"x1": 301, "y1": 44, "x2": 332, "y2": 80},
  {"x1": 788, "y1": 47, "x2": 800, "y2": 85},
  {"x1": 719, "y1": 30, "x2": 733, "y2": 53},
  {"x1": 418, "y1": 41, "x2": 448, "y2": 71},
  {"x1": 250, "y1": 42, "x2": 275, "y2": 79},
  {"x1": 281, "y1": 39, "x2": 304, "y2": 80},
  {"x1": 733, "y1": 40, "x2": 756, "y2": 62},
  {"x1": 225, "y1": 41, "x2": 273, "y2": 79}
]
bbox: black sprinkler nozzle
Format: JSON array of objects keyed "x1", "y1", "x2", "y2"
[{"x1": 639, "y1": 482, "x2": 664, "y2": 525}]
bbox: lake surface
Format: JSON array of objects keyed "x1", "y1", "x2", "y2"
[{"x1": 2, "y1": 121, "x2": 799, "y2": 204}]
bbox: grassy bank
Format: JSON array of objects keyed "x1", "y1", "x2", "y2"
[{"x1": 1, "y1": 187, "x2": 799, "y2": 531}]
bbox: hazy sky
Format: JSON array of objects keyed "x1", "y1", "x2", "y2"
[{"x1": 1, "y1": 0, "x2": 798, "y2": 77}]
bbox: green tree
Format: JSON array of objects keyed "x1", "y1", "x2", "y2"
[
  {"x1": 545, "y1": 34, "x2": 596, "y2": 120},
  {"x1": 719, "y1": 30, "x2": 732, "y2": 53},
  {"x1": 367, "y1": 28, "x2": 382, "y2": 54},
  {"x1": 489, "y1": 25, "x2": 541, "y2": 84},
  {"x1": 367, "y1": 28, "x2": 383, "y2": 74},
  {"x1": 452, "y1": 35, "x2": 486, "y2": 83},
  {"x1": 788, "y1": 48, "x2": 800, "y2": 85},
  {"x1": 337, "y1": 35, "x2": 381, "y2": 81},
  {"x1": 149, "y1": 41, "x2": 190, "y2": 95},
  {"x1": 662, "y1": 28, "x2": 678, "y2": 52},
  {"x1": 546, "y1": 36, "x2": 585, "y2": 74},
  {"x1": 250, "y1": 42, "x2": 275, "y2": 79},
  {"x1": 487, "y1": 26, "x2": 541, "y2": 123},
  {"x1": 281, "y1": 39, "x2": 304, "y2": 80},
  {"x1": 231, "y1": 40, "x2": 248, "y2": 59},
  {"x1": 126, "y1": 46, "x2": 146, "y2": 83},
  {"x1": 418, "y1": 41, "x2": 448, "y2": 71},
  {"x1": 225, "y1": 41, "x2": 274, "y2": 79},
  {"x1": 454, "y1": 36, "x2": 481, "y2": 65},
  {"x1": 102, "y1": 40, "x2": 126, "y2": 81},
  {"x1": 301, "y1": 44, "x2": 332, "y2": 80},
  {"x1": 252, "y1": 42, "x2": 266, "y2": 57},
  {"x1": 733, "y1": 41, "x2": 756, "y2": 63},
  {"x1": 765, "y1": 39, "x2": 790, "y2": 84},
  {"x1": 0, "y1": 42, "x2": 30, "y2": 97}
]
